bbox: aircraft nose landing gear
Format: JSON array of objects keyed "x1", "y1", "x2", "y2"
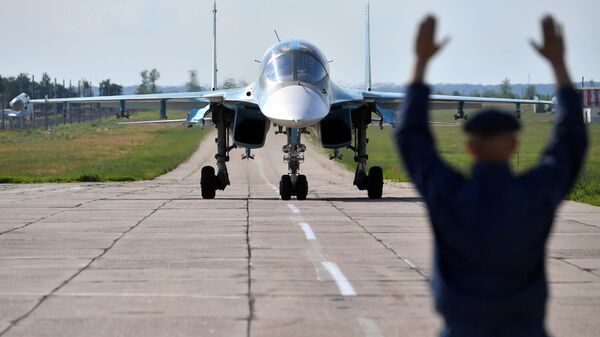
[
  {"x1": 279, "y1": 174, "x2": 308, "y2": 201},
  {"x1": 278, "y1": 127, "x2": 309, "y2": 201}
]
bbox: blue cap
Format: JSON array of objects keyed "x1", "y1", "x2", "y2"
[{"x1": 463, "y1": 109, "x2": 521, "y2": 136}]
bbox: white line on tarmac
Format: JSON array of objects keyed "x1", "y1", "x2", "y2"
[
  {"x1": 358, "y1": 317, "x2": 386, "y2": 337},
  {"x1": 402, "y1": 257, "x2": 417, "y2": 269},
  {"x1": 298, "y1": 222, "x2": 316, "y2": 240},
  {"x1": 321, "y1": 261, "x2": 357, "y2": 296},
  {"x1": 287, "y1": 203, "x2": 300, "y2": 214}
]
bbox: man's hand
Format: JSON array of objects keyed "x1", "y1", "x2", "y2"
[
  {"x1": 531, "y1": 15, "x2": 571, "y2": 88},
  {"x1": 530, "y1": 16, "x2": 565, "y2": 65},
  {"x1": 412, "y1": 15, "x2": 449, "y2": 84}
]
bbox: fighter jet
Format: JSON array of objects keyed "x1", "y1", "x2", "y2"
[{"x1": 9, "y1": 1, "x2": 551, "y2": 200}]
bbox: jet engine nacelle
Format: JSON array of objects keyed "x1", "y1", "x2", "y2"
[
  {"x1": 9, "y1": 93, "x2": 31, "y2": 112},
  {"x1": 232, "y1": 106, "x2": 270, "y2": 149},
  {"x1": 318, "y1": 107, "x2": 352, "y2": 149}
]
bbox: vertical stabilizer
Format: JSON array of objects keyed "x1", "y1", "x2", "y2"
[
  {"x1": 365, "y1": 0, "x2": 372, "y2": 91},
  {"x1": 211, "y1": 1, "x2": 218, "y2": 91}
]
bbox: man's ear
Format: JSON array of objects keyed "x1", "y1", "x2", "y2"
[
  {"x1": 467, "y1": 138, "x2": 478, "y2": 157},
  {"x1": 510, "y1": 135, "x2": 519, "y2": 154}
]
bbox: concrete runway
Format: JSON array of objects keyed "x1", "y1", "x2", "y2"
[{"x1": 1, "y1": 133, "x2": 599, "y2": 337}]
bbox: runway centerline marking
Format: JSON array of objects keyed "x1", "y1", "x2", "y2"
[
  {"x1": 321, "y1": 261, "x2": 357, "y2": 296},
  {"x1": 287, "y1": 204, "x2": 300, "y2": 214},
  {"x1": 298, "y1": 222, "x2": 316, "y2": 240}
]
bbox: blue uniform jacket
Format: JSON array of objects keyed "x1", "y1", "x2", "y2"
[{"x1": 395, "y1": 84, "x2": 588, "y2": 327}]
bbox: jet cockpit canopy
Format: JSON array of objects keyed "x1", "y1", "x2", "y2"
[{"x1": 261, "y1": 40, "x2": 329, "y2": 84}]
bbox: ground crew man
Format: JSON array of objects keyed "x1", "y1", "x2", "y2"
[{"x1": 396, "y1": 15, "x2": 588, "y2": 337}]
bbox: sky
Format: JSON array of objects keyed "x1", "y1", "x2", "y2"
[{"x1": 1, "y1": 0, "x2": 598, "y2": 87}]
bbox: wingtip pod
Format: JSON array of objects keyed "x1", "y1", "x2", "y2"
[{"x1": 187, "y1": 105, "x2": 212, "y2": 125}]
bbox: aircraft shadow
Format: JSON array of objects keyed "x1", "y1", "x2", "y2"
[
  {"x1": 318, "y1": 196, "x2": 423, "y2": 203},
  {"x1": 193, "y1": 196, "x2": 423, "y2": 202}
]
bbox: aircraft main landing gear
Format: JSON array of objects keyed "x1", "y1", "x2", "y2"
[
  {"x1": 200, "y1": 105, "x2": 234, "y2": 199},
  {"x1": 351, "y1": 106, "x2": 383, "y2": 199}
]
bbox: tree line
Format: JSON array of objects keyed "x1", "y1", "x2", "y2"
[
  {"x1": 135, "y1": 68, "x2": 248, "y2": 94},
  {"x1": 0, "y1": 72, "x2": 124, "y2": 107},
  {"x1": 437, "y1": 78, "x2": 553, "y2": 101},
  {"x1": 0, "y1": 68, "x2": 252, "y2": 108}
]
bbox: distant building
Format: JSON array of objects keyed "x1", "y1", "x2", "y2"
[{"x1": 579, "y1": 87, "x2": 600, "y2": 123}]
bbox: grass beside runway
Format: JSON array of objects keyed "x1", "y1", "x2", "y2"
[
  {"x1": 0, "y1": 110, "x2": 209, "y2": 183},
  {"x1": 330, "y1": 108, "x2": 600, "y2": 206}
]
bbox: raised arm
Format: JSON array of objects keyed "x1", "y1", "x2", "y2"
[
  {"x1": 524, "y1": 16, "x2": 588, "y2": 205},
  {"x1": 395, "y1": 16, "x2": 462, "y2": 203}
]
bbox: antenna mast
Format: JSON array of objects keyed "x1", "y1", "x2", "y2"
[
  {"x1": 211, "y1": 1, "x2": 218, "y2": 91},
  {"x1": 365, "y1": 0, "x2": 372, "y2": 91}
]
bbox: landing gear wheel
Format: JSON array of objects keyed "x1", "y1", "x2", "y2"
[
  {"x1": 367, "y1": 166, "x2": 383, "y2": 199},
  {"x1": 201, "y1": 166, "x2": 217, "y2": 199},
  {"x1": 296, "y1": 175, "x2": 308, "y2": 200},
  {"x1": 279, "y1": 175, "x2": 292, "y2": 201}
]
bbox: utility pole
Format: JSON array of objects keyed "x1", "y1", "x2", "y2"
[
  {"x1": 365, "y1": 0, "x2": 372, "y2": 91},
  {"x1": 211, "y1": 0, "x2": 218, "y2": 91},
  {"x1": 1, "y1": 93, "x2": 5, "y2": 130},
  {"x1": 44, "y1": 95, "x2": 49, "y2": 130}
]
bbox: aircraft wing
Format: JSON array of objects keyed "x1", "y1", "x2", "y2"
[
  {"x1": 2, "y1": 109, "x2": 21, "y2": 118},
  {"x1": 332, "y1": 84, "x2": 554, "y2": 125},
  {"x1": 26, "y1": 86, "x2": 256, "y2": 125},
  {"x1": 29, "y1": 87, "x2": 255, "y2": 105}
]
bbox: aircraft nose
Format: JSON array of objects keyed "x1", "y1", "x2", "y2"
[{"x1": 261, "y1": 85, "x2": 329, "y2": 128}]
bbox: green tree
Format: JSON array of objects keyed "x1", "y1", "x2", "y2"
[
  {"x1": 222, "y1": 78, "x2": 237, "y2": 89},
  {"x1": 499, "y1": 78, "x2": 515, "y2": 98},
  {"x1": 451, "y1": 90, "x2": 461, "y2": 96},
  {"x1": 81, "y1": 80, "x2": 93, "y2": 97},
  {"x1": 39, "y1": 73, "x2": 52, "y2": 98},
  {"x1": 110, "y1": 83, "x2": 123, "y2": 96},
  {"x1": 136, "y1": 69, "x2": 160, "y2": 94},
  {"x1": 220, "y1": 78, "x2": 248, "y2": 89},
  {"x1": 482, "y1": 88, "x2": 498, "y2": 97},
  {"x1": 523, "y1": 84, "x2": 537, "y2": 100},
  {"x1": 149, "y1": 68, "x2": 160, "y2": 93},
  {"x1": 136, "y1": 70, "x2": 151, "y2": 94},
  {"x1": 99, "y1": 79, "x2": 122, "y2": 96},
  {"x1": 186, "y1": 70, "x2": 201, "y2": 92},
  {"x1": 469, "y1": 91, "x2": 481, "y2": 97},
  {"x1": 0, "y1": 75, "x2": 4, "y2": 109}
]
